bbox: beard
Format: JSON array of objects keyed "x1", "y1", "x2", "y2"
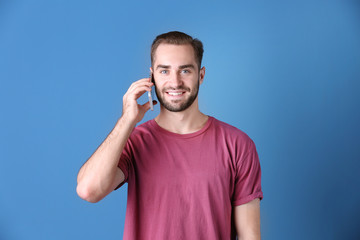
[{"x1": 155, "y1": 78, "x2": 200, "y2": 112}]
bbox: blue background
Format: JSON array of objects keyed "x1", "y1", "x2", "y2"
[{"x1": 1, "y1": 0, "x2": 360, "y2": 239}]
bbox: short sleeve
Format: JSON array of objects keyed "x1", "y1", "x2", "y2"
[
  {"x1": 115, "y1": 140, "x2": 133, "y2": 190},
  {"x1": 232, "y1": 140, "x2": 263, "y2": 206}
]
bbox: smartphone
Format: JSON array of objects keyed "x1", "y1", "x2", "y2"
[{"x1": 148, "y1": 74, "x2": 154, "y2": 111}]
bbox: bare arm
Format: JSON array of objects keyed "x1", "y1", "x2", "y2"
[
  {"x1": 76, "y1": 78, "x2": 156, "y2": 203},
  {"x1": 234, "y1": 198, "x2": 261, "y2": 240}
]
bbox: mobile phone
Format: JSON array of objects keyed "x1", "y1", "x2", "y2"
[{"x1": 148, "y1": 74, "x2": 154, "y2": 111}]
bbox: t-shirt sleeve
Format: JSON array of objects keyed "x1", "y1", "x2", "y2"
[
  {"x1": 232, "y1": 139, "x2": 263, "y2": 206},
  {"x1": 115, "y1": 140, "x2": 133, "y2": 190}
]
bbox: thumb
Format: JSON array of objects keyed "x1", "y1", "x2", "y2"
[{"x1": 141, "y1": 100, "x2": 158, "y2": 111}]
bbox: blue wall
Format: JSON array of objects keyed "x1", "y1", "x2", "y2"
[{"x1": 1, "y1": 0, "x2": 359, "y2": 239}]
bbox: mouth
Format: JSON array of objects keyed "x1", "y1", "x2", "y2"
[{"x1": 165, "y1": 90, "x2": 186, "y2": 97}]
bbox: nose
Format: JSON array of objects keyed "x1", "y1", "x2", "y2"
[{"x1": 168, "y1": 72, "x2": 183, "y2": 87}]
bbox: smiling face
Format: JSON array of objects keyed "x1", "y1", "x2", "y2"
[{"x1": 152, "y1": 43, "x2": 205, "y2": 112}]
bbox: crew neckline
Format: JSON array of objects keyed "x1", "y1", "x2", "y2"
[{"x1": 150, "y1": 116, "x2": 214, "y2": 139}]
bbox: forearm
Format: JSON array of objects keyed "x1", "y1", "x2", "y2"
[
  {"x1": 76, "y1": 116, "x2": 135, "y2": 202},
  {"x1": 235, "y1": 198, "x2": 261, "y2": 240},
  {"x1": 77, "y1": 77, "x2": 154, "y2": 202}
]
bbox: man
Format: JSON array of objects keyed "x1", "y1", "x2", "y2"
[{"x1": 77, "y1": 31, "x2": 263, "y2": 239}]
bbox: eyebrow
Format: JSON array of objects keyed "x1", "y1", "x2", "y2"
[
  {"x1": 155, "y1": 64, "x2": 196, "y2": 70},
  {"x1": 156, "y1": 64, "x2": 170, "y2": 70},
  {"x1": 179, "y1": 64, "x2": 196, "y2": 70}
]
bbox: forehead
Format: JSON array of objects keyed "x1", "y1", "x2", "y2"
[{"x1": 153, "y1": 43, "x2": 197, "y2": 67}]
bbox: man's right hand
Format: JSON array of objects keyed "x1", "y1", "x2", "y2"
[
  {"x1": 122, "y1": 78, "x2": 157, "y2": 125},
  {"x1": 76, "y1": 77, "x2": 157, "y2": 203}
]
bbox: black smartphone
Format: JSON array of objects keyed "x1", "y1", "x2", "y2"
[
  {"x1": 151, "y1": 73, "x2": 155, "y2": 84},
  {"x1": 148, "y1": 73, "x2": 154, "y2": 110}
]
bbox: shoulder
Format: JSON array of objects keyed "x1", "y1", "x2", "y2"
[
  {"x1": 208, "y1": 117, "x2": 258, "y2": 165},
  {"x1": 133, "y1": 119, "x2": 153, "y2": 133},
  {"x1": 210, "y1": 117, "x2": 254, "y2": 144},
  {"x1": 121, "y1": 120, "x2": 157, "y2": 152},
  {"x1": 126, "y1": 120, "x2": 155, "y2": 142}
]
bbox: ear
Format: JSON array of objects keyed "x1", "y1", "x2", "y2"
[
  {"x1": 199, "y1": 66, "x2": 205, "y2": 85},
  {"x1": 149, "y1": 67, "x2": 153, "y2": 74}
]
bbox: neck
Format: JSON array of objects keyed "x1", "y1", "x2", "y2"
[{"x1": 154, "y1": 100, "x2": 208, "y2": 134}]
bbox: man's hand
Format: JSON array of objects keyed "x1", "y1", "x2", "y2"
[
  {"x1": 122, "y1": 78, "x2": 157, "y2": 125},
  {"x1": 76, "y1": 77, "x2": 157, "y2": 203}
]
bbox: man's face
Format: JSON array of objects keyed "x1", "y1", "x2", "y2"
[{"x1": 152, "y1": 43, "x2": 205, "y2": 112}]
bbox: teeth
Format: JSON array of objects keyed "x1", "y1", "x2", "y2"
[{"x1": 168, "y1": 92, "x2": 183, "y2": 96}]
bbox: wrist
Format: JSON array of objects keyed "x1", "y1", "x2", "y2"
[{"x1": 118, "y1": 115, "x2": 137, "y2": 129}]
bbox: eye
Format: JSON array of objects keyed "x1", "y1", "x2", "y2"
[
  {"x1": 160, "y1": 70, "x2": 168, "y2": 74},
  {"x1": 181, "y1": 69, "x2": 190, "y2": 74}
]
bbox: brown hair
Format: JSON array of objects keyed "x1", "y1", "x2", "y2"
[{"x1": 151, "y1": 31, "x2": 204, "y2": 70}]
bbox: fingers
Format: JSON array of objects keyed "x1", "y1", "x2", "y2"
[
  {"x1": 128, "y1": 78, "x2": 153, "y2": 92},
  {"x1": 126, "y1": 78, "x2": 154, "y2": 100},
  {"x1": 122, "y1": 78, "x2": 156, "y2": 124},
  {"x1": 140, "y1": 100, "x2": 158, "y2": 112}
]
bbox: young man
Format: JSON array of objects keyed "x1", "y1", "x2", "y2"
[{"x1": 77, "y1": 31, "x2": 263, "y2": 239}]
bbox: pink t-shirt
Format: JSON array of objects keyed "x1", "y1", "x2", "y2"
[{"x1": 118, "y1": 116, "x2": 263, "y2": 240}]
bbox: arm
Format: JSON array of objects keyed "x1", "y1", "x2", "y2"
[
  {"x1": 234, "y1": 198, "x2": 261, "y2": 240},
  {"x1": 76, "y1": 78, "x2": 156, "y2": 203}
]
